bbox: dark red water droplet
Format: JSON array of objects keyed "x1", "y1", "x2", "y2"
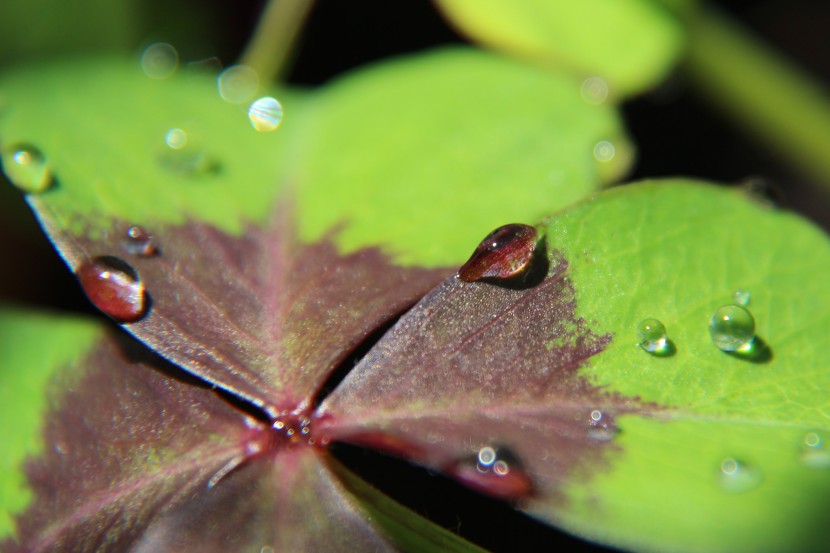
[
  {"x1": 77, "y1": 256, "x2": 147, "y2": 322},
  {"x1": 458, "y1": 224, "x2": 537, "y2": 282},
  {"x1": 122, "y1": 225, "x2": 158, "y2": 257},
  {"x1": 450, "y1": 445, "x2": 534, "y2": 501}
]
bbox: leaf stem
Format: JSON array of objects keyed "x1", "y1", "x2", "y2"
[
  {"x1": 681, "y1": 6, "x2": 830, "y2": 195},
  {"x1": 238, "y1": 0, "x2": 316, "y2": 84}
]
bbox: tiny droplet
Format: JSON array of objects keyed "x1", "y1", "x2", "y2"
[
  {"x1": 248, "y1": 97, "x2": 283, "y2": 132},
  {"x1": 77, "y1": 256, "x2": 147, "y2": 323},
  {"x1": 580, "y1": 76, "x2": 609, "y2": 104},
  {"x1": 140, "y1": 42, "x2": 179, "y2": 79},
  {"x1": 453, "y1": 446, "x2": 533, "y2": 501},
  {"x1": 217, "y1": 65, "x2": 259, "y2": 104},
  {"x1": 718, "y1": 457, "x2": 762, "y2": 493},
  {"x1": 732, "y1": 289, "x2": 751, "y2": 306},
  {"x1": 165, "y1": 128, "x2": 188, "y2": 150},
  {"x1": 637, "y1": 318, "x2": 669, "y2": 354},
  {"x1": 593, "y1": 140, "x2": 616, "y2": 162},
  {"x1": 122, "y1": 225, "x2": 158, "y2": 257},
  {"x1": 1, "y1": 144, "x2": 52, "y2": 193},
  {"x1": 709, "y1": 305, "x2": 755, "y2": 352},
  {"x1": 801, "y1": 432, "x2": 830, "y2": 469},
  {"x1": 587, "y1": 409, "x2": 619, "y2": 441},
  {"x1": 458, "y1": 224, "x2": 538, "y2": 283}
]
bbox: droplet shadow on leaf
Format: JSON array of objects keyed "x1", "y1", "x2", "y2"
[
  {"x1": 330, "y1": 443, "x2": 618, "y2": 553},
  {"x1": 726, "y1": 336, "x2": 773, "y2": 364}
]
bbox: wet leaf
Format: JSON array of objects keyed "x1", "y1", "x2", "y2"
[
  {"x1": 433, "y1": 0, "x2": 686, "y2": 96},
  {"x1": 319, "y1": 180, "x2": 830, "y2": 552}
]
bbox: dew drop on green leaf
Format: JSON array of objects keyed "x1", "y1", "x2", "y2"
[
  {"x1": 140, "y1": 42, "x2": 179, "y2": 80},
  {"x1": 801, "y1": 432, "x2": 830, "y2": 469},
  {"x1": 709, "y1": 305, "x2": 756, "y2": 352},
  {"x1": 593, "y1": 140, "x2": 616, "y2": 162},
  {"x1": 157, "y1": 129, "x2": 218, "y2": 176},
  {"x1": 732, "y1": 289, "x2": 751, "y2": 306},
  {"x1": 77, "y1": 256, "x2": 148, "y2": 323},
  {"x1": 718, "y1": 457, "x2": 763, "y2": 493},
  {"x1": 636, "y1": 318, "x2": 669, "y2": 354},
  {"x1": 122, "y1": 225, "x2": 158, "y2": 257},
  {"x1": 217, "y1": 65, "x2": 259, "y2": 104},
  {"x1": 248, "y1": 96, "x2": 284, "y2": 132},
  {"x1": 164, "y1": 128, "x2": 188, "y2": 150},
  {"x1": 1, "y1": 143, "x2": 53, "y2": 193}
]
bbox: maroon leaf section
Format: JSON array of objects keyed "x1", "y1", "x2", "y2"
[
  {"x1": 4, "y1": 332, "x2": 396, "y2": 552},
  {"x1": 318, "y1": 251, "x2": 640, "y2": 504},
  {"x1": 30, "y1": 198, "x2": 450, "y2": 416}
]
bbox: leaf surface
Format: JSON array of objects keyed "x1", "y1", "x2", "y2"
[
  {"x1": 433, "y1": 0, "x2": 686, "y2": 96},
  {"x1": 320, "y1": 180, "x2": 830, "y2": 552}
]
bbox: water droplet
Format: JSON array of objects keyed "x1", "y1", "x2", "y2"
[
  {"x1": 140, "y1": 42, "x2": 179, "y2": 79},
  {"x1": 248, "y1": 97, "x2": 283, "y2": 132},
  {"x1": 453, "y1": 446, "x2": 533, "y2": 501},
  {"x1": 718, "y1": 457, "x2": 762, "y2": 493},
  {"x1": 1, "y1": 144, "x2": 52, "y2": 193},
  {"x1": 580, "y1": 76, "x2": 609, "y2": 104},
  {"x1": 636, "y1": 318, "x2": 669, "y2": 354},
  {"x1": 593, "y1": 140, "x2": 616, "y2": 162},
  {"x1": 122, "y1": 226, "x2": 158, "y2": 257},
  {"x1": 458, "y1": 224, "x2": 538, "y2": 283},
  {"x1": 740, "y1": 177, "x2": 783, "y2": 209},
  {"x1": 218, "y1": 65, "x2": 259, "y2": 104},
  {"x1": 709, "y1": 305, "x2": 755, "y2": 352},
  {"x1": 587, "y1": 409, "x2": 619, "y2": 441},
  {"x1": 261, "y1": 547, "x2": 275, "y2": 553},
  {"x1": 801, "y1": 432, "x2": 830, "y2": 469},
  {"x1": 165, "y1": 128, "x2": 188, "y2": 150},
  {"x1": 77, "y1": 256, "x2": 147, "y2": 323},
  {"x1": 733, "y1": 289, "x2": 751, "y2": 306}
]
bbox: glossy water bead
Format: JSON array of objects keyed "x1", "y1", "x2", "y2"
[
  {"x1": 637, "y1": 318, "x2": 668, "y2": 354},
  {"x1": 709, "y1": 305, "x2": 755, "y2": 352},
  {"x1": 1, "y1": 144, "x2": 52, "y2": 193},
  {"x1": 248, "y1": 97, "x2": 283, "y2": 132}
]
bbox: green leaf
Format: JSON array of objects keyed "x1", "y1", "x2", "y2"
[
  {"x1": 0, "y1": 306, "x2": 101, "y2": 539},
  {"x1": 433, "y1": 0, "x2": 686, "y2": 96},
  {"x1": 547, "y1": 180, "x2": 830, "y2": 552},
  {"x1": 294, "y1": 47, "x2": 631, "y2": 267},
  {"x1": 0, "y1": 58, "x2": 299, "y2": 236}
]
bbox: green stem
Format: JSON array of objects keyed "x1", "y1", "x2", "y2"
[
  {"x1": 238, "y1": 0, "x2": 316, "y2": 84},
  {"x1": 682, "y1": 6, "x2": 830, "y2": 194}
]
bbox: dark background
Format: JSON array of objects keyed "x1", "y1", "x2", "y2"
[{"x1": 1, "y1": 2, "x2": 828, "y2": 551}]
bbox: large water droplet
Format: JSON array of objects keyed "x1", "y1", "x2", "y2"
[
  {"x1": 709, "y1": 305, "x2": 755, "y2": 352},
  {"x1": 140, "y1": 42, "x2": 179, "y2": 79},
  {"x1": 637, "y1": 318, "x2": 670, "y2": 355},
  {"x1": 593, "y1": 140, "x2": 616, "y2": 162},
  {"x1": 452, "y1": 445, "x2": 533, "y2": 501},
  {"x1": 77, "y1": 256, "x2": 147, "y2": 322},
  {"x1": 801, "y1": 432, "x2": 830, "y2": 469},
  {"x1": 248, "y1": 97, "x2": 283, "y2": 132},
  {"x1": 458, "y1": 224, "x2": 538, "y2": 283},
  {"x1": 580, "y1": 76, "x2": 609, "y2": 104},
  {"x1": 732, "y1": 289, "x2": 751, "y2": 306},
  {"x1": 718, "y1": 457, "x2": 762, "y2": 493},
  {"x1": 1, "y1": 144, "x2": 52, "y2": 193},
  {"x1": 122, "y1": 226, "x2": 158, "y2": 257},
  {"x1": 218, "y1": 65, "x2": 259, "y2": 104}
]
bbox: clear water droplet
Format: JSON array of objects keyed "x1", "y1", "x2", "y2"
[
  {"x1": 140, "y1": 42, "x2": 179, "y2": 79},
  {"x1": 248, "y1": 97, "x2": 283, "y2": 132},
  {"x1": 587, "y1": 409, "x2": 619, "y2": 441},
  {"x1": 801, "y1": 432, "x2": 830, "y2": 469},
  {"x1": 709, "y1": 305, "x2": 755, "y2": 352},
  {"x1": 593, "y1": 140, "x2": 616, "y2": 162},
  {"x1": 718, "y1": 457, "x2": 762, "y2": 493},
  {"x1": 637, "y1": 318, "x2": 669, "y2": 354},
  {"x1": 454, "y1": 445, "x2": 533, "y2": 501},
  {"x1": 165, "y1": 128, "x2": 188, "y2": 150},
  {"x1": 77, "y1": 256, "x2": 147, "y2": 322},
  {"x1": 217, "y1": 65, "x2": 259, "y2": 104},
  {"x1": 1, "y1": 144, "x2": 52, "y2": 193},
  {"x1": 458, "y1": 224, "x2": 538, "y2": 283},
  {"x1": 580, "y1": 76, "x2": 609, "y2": 104},
  {"x1": 733, "y1": 289, "x2": 751, "y2": 306},
  {"x1": 122, "y1": 226, "x2": 158, "y2": 257}
]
